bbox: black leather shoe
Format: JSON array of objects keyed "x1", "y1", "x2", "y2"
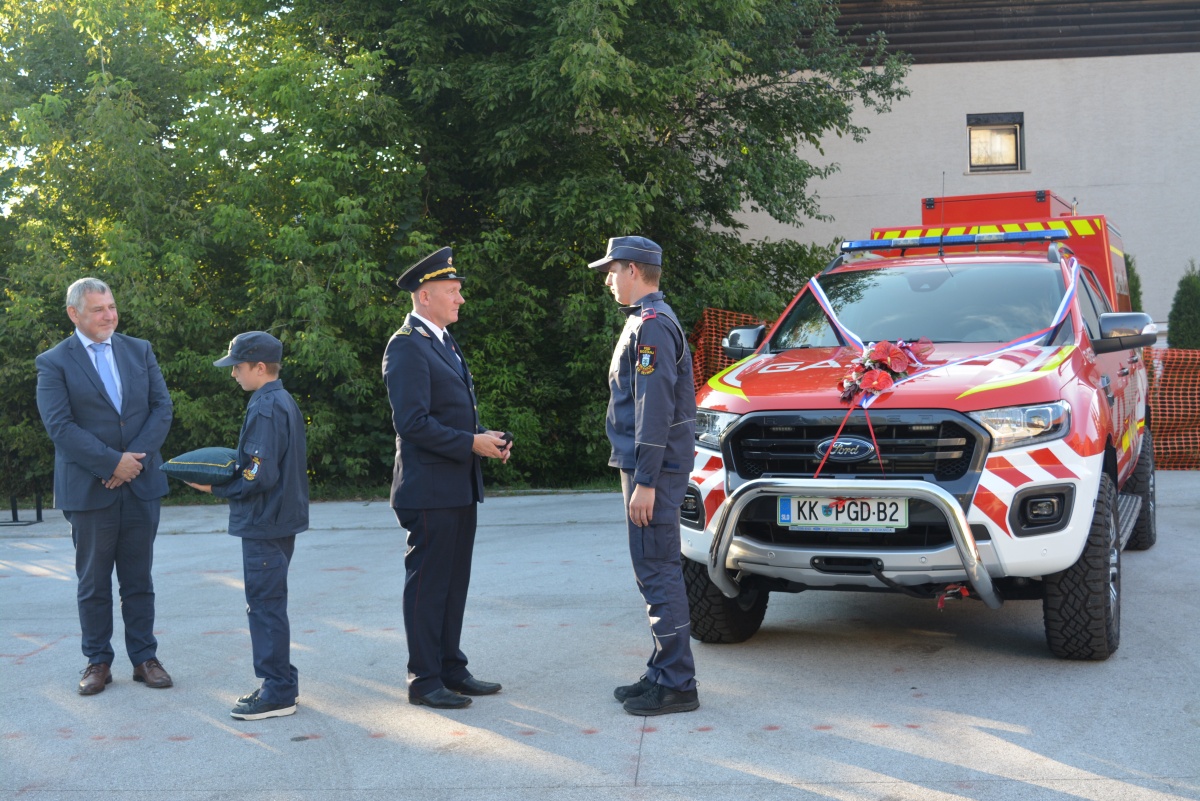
[
  {"x1": 622, "y1": 683, "x2": 699, "y2": 716},
  {"x1": 614, "y1": 676, "x2": 654, "y2": 702},
  {"x1": 409, "y1": 687, "x2": 472, "y2": 709},
  {"x1": 445, "y1": 676, "x2": 501, "y2": 696}
]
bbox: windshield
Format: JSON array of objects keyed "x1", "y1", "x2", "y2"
[{"x1": 770, "y1": 261, "x2": 1070, "y2": 349}]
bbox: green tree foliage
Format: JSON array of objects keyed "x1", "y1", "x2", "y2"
[
  {"x1": 1, "y1": 0, "x2": 907, "y2": 497},
  {"x1": 1124, "y1": 253, "x2": 1143, "y2": 313},
  {"x1": 290, "y1": 0, "x2": 908, "y2": 483},
  {"x1": 1168, "y1": 259, "x2": 1200, "y2": 350}
]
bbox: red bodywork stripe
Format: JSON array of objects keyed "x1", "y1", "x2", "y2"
[
  {"x1": 987, "y1": 456, "x2": 1033, "y2": 488},
  {"x1": 1029, "y1": 448, "x2": 1079, "y2": 480},
  {"x1": 972, "y1": 485, "x2": 1011, "y2": 537}
]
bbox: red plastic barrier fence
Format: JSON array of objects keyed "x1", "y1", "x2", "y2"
[
  {"x1": 1146, "y1": 347, "x2": 1200, "y2": 470},
  {"x1": 688, "y1": 310, "x2": 1199, "y2": 470}
]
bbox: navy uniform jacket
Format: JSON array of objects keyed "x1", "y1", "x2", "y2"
[
  {"x1": 35, "y1": 332, "x2": 173, "y2": 511},
  {"x1": 607, "y1": 291, "x2": 697, "y2": 486},
  {"x1": 212, "y1": 380, "x2": 309, "y2": 539},
  {"x1": 383, "y1": 314, "x2": 484, "y2": 510}
]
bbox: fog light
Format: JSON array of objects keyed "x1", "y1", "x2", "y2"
[{"x1": 1023, "y1": 496, "x2": 1062, "y2": 525}]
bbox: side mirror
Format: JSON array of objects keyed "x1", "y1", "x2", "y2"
[
  {"x1": 721, "y1": 325, "x2": 766, "y2": 360},
  {"x1": 1093, "y1": 312, "x2": 1157, "y2": 354}
]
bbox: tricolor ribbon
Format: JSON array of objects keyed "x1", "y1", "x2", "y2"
[{"x1": 807, "y1": 257, "x2": 1081, "y2": 478}]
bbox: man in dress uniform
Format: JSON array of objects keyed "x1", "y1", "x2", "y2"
[
  {"x1": 589, "y1": 236, "x2": 699, "y2": 716},
  {"x1": 382, "y1": 247, "x2": 512, "y2": 709}
]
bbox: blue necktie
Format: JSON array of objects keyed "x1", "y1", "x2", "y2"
[{"x1": 90, "y1": 342, "x2": 122, "y2": 413}]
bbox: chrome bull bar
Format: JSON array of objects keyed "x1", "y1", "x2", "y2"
[{"x1": 706, "y1": 478, "x2": 1003, "y2": 609}]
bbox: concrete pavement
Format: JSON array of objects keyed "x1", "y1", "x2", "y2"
[{"x1": 1, "y1": 475, "x2": 1198, "y2": 801}]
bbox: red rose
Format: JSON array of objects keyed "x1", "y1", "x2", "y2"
[{"x1": 859, "y1": 369, "x2": 894, "y2": 394}]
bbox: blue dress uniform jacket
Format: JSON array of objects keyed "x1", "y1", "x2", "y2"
[
  {"x1": 212, "y1": 379, "x2": 309, "y2": 539},
  {"x1": 607, "y1": 291, "x2": 697, "y2": 485},
  {"x1": 382, "y1": 313, "x2": 487, "y2": 696},
  {"x1": 35, "y1": 331, "x2": 173, "y2": 667},
  {"x1": 383, "y1": 314, "x2": 484, "y2": 509},
  {"x1": 606, "y1": 290, "x2": 699, "y2": 693},
  {"x1": 212, "y1": 378, "x2": 308, "y2": 707}
]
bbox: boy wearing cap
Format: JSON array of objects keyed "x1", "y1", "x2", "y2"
[
  {"x1": 186, "y1": 331, "x2": 309, "y2": 720},
  {"x1": 589, "y1": 235, "x2": 700, "y2": 716}
]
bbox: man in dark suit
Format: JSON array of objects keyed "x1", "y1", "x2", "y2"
[
  {"x1": 382, "y1": 247, "x2": 512, "y2": 709},
  {"x1": 36, "y1": 277, "x2": 174, "y2": 695}
]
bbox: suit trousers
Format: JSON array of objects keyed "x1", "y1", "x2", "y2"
[
  {"x1": 621, "y1": 470, "x2": 697, "y2": 692},
  {"x1": 64, "y1": 486, "x2": 160, "y2": 666},
  {"x1": 242, "y1": 536, "x2": 298, "y2": 705},
  {"x1": 394, "y1": 505, "x2": 477, "y2": 696}
]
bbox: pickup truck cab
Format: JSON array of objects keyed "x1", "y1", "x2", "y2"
[{"x1": 684, "y1": 192, "x2": 1158, "y2": 660}]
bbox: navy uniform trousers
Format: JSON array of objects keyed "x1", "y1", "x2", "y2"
[
  {"x1": 242, "y1": 536, "x2": 298, "y2": 704},
  {"x1": 620, "y1": 469, "x2": 697, "y2": 692},
  {"x1": 394, "y1": 505, "x2": 477, "y2": 696}
]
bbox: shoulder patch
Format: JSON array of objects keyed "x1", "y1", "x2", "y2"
[
  {"x1": 636, "y1": 345, "x2": 657, "y2": 375},
  {"x1": 641, "y1": 307, "x2": 657, "y2": 320},
  {"x1": 396, "y1": 325, "x2": 412, "y2": 337},
  {"x1": 242, "y1": 456, "x2": 261, "y2": 482}
]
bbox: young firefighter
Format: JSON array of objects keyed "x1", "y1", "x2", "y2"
[{"x1": 186, "y1": 331, "x2": 309, "y2": 720}]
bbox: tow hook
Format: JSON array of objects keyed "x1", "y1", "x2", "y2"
[{"x1": 936, "y1": 584, "x2": 971, "y2": 611}]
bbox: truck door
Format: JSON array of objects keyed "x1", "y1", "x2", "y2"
[{"x1": 1078, "y1": 270, "x2": 1140, "y2": 481}]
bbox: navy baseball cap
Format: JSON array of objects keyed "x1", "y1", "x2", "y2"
[
  {"x1": 214, "y1": 331, "x2": 283, "y2": 367},
  {"x1": 588, "y1": 236, "x2": 663, "y2": 270},
  {"x1": 396, "y1": 247, "x2": 466, "y2": 292}
]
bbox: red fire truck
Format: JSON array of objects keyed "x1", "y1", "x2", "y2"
[{"x1": 684, "y1": 190, "x2": 1158, "y2": 659}]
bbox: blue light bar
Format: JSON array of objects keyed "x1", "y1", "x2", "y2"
[{"x1": 840, "y1": 229, "x2": 1070, "y2": 253}]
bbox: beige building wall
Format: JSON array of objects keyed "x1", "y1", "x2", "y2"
[{"x1": 739, "y1": 52, "x2": 1200, "y2": 326}]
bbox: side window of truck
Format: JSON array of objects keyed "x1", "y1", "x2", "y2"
[{"x1": 1076, "y1": 271, "x2": 1107, "y2": 340}]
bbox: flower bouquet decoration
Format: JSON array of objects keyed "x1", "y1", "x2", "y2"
[{"x1": 840, "y1": 337, "x2": 934, "y2": 404}]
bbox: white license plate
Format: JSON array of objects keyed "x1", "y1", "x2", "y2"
[{"x1": 778, "y1": 497, "x2": 909, "y2": 531}]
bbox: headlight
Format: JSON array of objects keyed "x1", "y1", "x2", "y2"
[
  {"x1": 696, "y1": 409, "x2": 740, "y2": 449},
  {"x1": 968, "y1": 401, "x2": 1070, "y2": 451}
]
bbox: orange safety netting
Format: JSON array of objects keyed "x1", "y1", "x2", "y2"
[
  {"x1": 687, "y1": 308, "x2": 765, "y2": 390},
  {"x1": 687, "y1": 309, "x2": 1200, "y2": 470},
  {"x1": 1146, "y1": 347, "x2": 1200, "y2": 470}
]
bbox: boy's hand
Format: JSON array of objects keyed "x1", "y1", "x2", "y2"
[{"x1": 185, "y1": 481, "x2": 213, "y2": 494}]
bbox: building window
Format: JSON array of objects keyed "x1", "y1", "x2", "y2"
[{"x1": 967, "y1": 112, "x2": 1024, "y2": 172}]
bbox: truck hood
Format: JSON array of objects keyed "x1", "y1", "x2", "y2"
[{"x1": 699, "y1": 343, "x2": 1077, "y2": 413}]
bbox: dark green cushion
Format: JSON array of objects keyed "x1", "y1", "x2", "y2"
[{"x1": 160, "y1": 447, "x2": 239, "y2": 485}]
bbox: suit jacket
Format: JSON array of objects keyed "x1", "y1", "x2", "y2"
[
  {"x1": 383, "y1": 314, "x2": 484, "y2": 510},
  {"x1": 35, "y1": 332, "x2": 173, "y2": 511}
]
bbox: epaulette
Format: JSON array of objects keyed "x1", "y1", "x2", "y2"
[
  {"x1": 395, "y1": 325, "x2": 412, "y2": 337},
  {"x1": 641, "y1": 306, "x2": 658, "y2": 320}
]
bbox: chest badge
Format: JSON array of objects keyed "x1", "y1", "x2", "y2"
[{"x1": 636, "y1": 345, "x2": 657, "y2": 375}]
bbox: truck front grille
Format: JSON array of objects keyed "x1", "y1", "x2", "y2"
[{"x1": 729, "y1": 414, "x2": 979, "y2": 481}]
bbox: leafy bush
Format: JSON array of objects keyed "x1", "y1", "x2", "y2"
[
  {"x1": 1167, "y1": 260, "x2": 1200, "y2": 350},
  {"x1": 1125, "y1": 253, "x2": 1143, "y2": 313}
]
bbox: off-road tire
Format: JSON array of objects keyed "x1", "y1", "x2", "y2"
[
  {"x1": 1042, "y1": 474, "x2": 1120, "y2": 660},
  {"x1": 683, "y1": 557, "x2": 768, "y2": 643},
  {"x1": 1124, "y1": 431, "x2": 1157, "y2": 551}
]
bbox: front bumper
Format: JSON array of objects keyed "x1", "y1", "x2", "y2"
[{"x1": 705, "y1": 477, "x2": 1004, "y2": 609}]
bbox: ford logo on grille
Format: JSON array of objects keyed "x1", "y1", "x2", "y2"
[{"x1": 816, "y1": 436, "x2": 876, "y2": 462}]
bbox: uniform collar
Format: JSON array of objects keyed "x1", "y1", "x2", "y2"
[
  {"x1": 250, "y1": 378, "x2": 283, "y2": 400},
  {"x1": 621, "y1": 290, "x2": 664, "y2": 316},
  {"x1": 409, "y1": 311, "x2": 447, "y2": 341}
]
